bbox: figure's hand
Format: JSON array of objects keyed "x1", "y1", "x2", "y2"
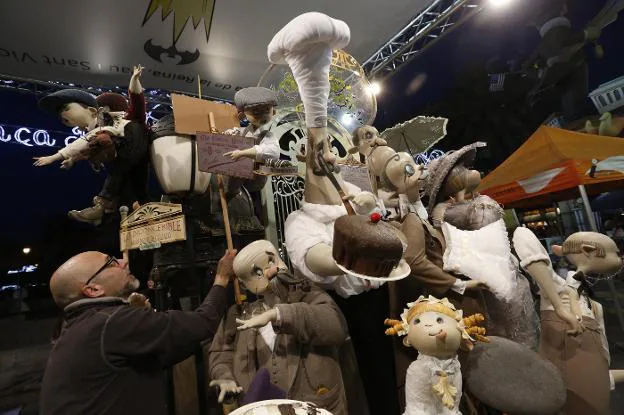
[
  {"x1": 465, "y1": 280, "x2": 489, "y2": 291},
  {"x1": 224, "y1": 150, "x2": 243, "y2": 161},
  {"x1": 346, "y1": 192, "x2": 377, "y2": 213},
  {"x1": 128, "y1": 292, "x2": 152, "y2": 309},
  {"x1": 60, "y1": 158, "x2": 75, "y2": 169},
  {"x1": 214, "y1": 249, "x2": 238, "y2": 287},
  {"x1": 236, "y1": 309, "x2": 278, "y2": 331},
  {"x1": 33, "y1": 155, "x2": 59, "y2": 167},
  {"x1": 555, "y1": 306, "x2": 584, "y2": 335},
  {"x1": 132, "y1": 65, "x2": 144, "y2": 79},
  {"x1": 209, "y1": 379, "x2": 243, "y2": 403}
]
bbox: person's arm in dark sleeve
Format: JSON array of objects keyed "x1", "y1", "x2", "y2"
[{"x1": 102, "y1": 250, "x2": 237, "y2": 367}]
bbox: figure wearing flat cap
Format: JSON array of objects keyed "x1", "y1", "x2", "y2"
[
  {"x1": 222, "y1": 87, "x2": 281, "y2": 198},
  {"x1": 33, "y1": 66, "x2": 149, "y2": 225}
]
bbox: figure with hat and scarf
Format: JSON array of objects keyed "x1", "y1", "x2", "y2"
[
  {"x1": 514, "y1": 228, "x2": 624, "y2": 415},
  {"x1": 424, "y1": 143, "x2": 539, "y2": 349},
  {"x1": 33, "y1": 66, "x2": 150, "y2": 225},
  {"x1": 207, "y1": 240, "x2": 348, "y2": 414}
]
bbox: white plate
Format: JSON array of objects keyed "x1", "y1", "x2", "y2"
[
  {"x1": 336, "y1": 258, "x2": 410, "y2": 282},
  {"x1": 229, "y1": 399, "x2": 333, "y2": 415}
]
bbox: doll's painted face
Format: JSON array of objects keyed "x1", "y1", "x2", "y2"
[
  {"x1": 385, "y1": 152, "x2": 423, "y2": 193},
  {"x1": 59, "y1": 103, "x2": 97, "y2": 129},
  {"x1": 233, "y1": 241, "x2": 285, "y2": 294},
  {"x1": 244, "y1": 105, "x2": 275, "y2": 127},
  {"x1": 405, "y1": 311, "x2": 462, "y2": 358}
]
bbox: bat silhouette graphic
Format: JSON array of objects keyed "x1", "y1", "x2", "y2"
[{"x1": 143, "y1": 39, "x2": 200, "y2": 65}]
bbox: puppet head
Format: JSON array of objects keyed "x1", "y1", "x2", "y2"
[
  {"x1": 234, "y1": 87, "x2": 277, "y2": 127},
  {"x1": 368, "y1": 146, "x2": 423, "y2": 201},
  {"x1": 385, "y1": 295, "x2": 488, "y2": 358},
  {"x1": 233, "y1": 240, "x2": 288, "y2": 295},
  {"x1": 350, "y1": 126, "x2": 387, "y2": 157},
  {"x1": 424, "y1": 142, "x2": 486, "y2": 213},
  {"x1": 552, "y1": 232, "x2": 623, "y2": 277},
  {"x1": 38, "y1": 89, "x2": 99, "y2": 129}
]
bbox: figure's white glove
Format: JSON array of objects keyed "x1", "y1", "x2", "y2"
[
  {"x1": 236, "y1": 309, "x2": 278, "y2": 331},
  {"x1": 209, "y1": 379, "x2": 243, "y2": 403},
  {"x1": 351, "y1": 192, "x2": 377, "y2": 214},
  {"x1": 268, "y1": 12, "x2": 350, "y2": 129}
]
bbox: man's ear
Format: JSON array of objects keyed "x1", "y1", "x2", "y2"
[
  {"x1": 81, "y1": 284, "x2": 105, "y2": 299},
  {"x1": 581, "y1": 243, "x2": 597, "y2": 257},
  {"x1": 552, "y1": 245, "x2": 564, "y2": 256},
  {"x1": 88, "y1": 106, "x2": 98, "y2": 116}
]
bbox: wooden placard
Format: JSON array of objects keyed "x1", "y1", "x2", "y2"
[
  {"x1": 196, "y1": 132, "x2": 255, "y2": 179},
  {"x1": 338, "y1": 163, "x2": 373, "y2": 193},
  {"x1": 171, "y1": 94, "x2": 239, "y2": 135},
  {"x1": 120, "y1": 202, "x2": 186, "y2": 251}
]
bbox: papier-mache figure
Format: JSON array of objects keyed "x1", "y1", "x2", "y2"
[
  {"x1": 514, "y1": 228, "x2": 624, "y2": 415},
  {"x1": 34, "y1": 66, "x2": 149, "y2": 225},
  {"x1": 425, "y1": 142, "x2": 538, "y2": 348},
  {"x1": 207, "y1": 240, "x2": 348, "y2": 414},
  {"x1": 222, "y1": 87, "x2": 282, "y2": 198},
  {"x1": 384, "y1": 295, "x2": 488, "y2": 415},
  {"x1": 271, "y1": 12, "x2": 392, "y2": 414}
]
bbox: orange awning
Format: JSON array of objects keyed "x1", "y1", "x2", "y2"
[{"x1": 478, "y1": 126, "x2": 624, "y2": 206}]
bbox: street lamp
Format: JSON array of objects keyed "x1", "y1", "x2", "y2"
[{"x1": 22, "y1": 247, "x2": 31, "y2": 255}]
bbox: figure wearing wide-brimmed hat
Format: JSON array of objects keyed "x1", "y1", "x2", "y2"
[{"x1": 33, "y1": 66, "x2": 149, "y2": 225}]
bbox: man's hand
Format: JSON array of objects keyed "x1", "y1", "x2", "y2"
[
  {"x1": 209, "y1": 379, "x2": 242, "y2": 403},
  {"x1": 214, "y1": 249, "x2": 237, "y2": 287},
  {"x1": 465, "y1": 280, "x2": 489, "y2": 291},
  {"x1": 128, "y1": 292, "x2": 152, "y2": 309},
  {"x1": 236, "y1": 309, "x2": 278, "y2": 331},
  {"x1": 555, "y1": 306, "x2": 584, "y2": 335},
  {"x1": 129, "y1": 65, "x2": 144, "y2": 94},
  {"x1": 33, "y1": 154, "x2": 61, "y2": 167}
]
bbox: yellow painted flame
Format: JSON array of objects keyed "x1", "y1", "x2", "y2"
[{"x1": 143, "y1": 0, "x2": 215, "y2": 43}]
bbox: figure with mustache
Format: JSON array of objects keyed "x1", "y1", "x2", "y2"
[
  {"x1": 207, "y1": 240, "x2": 349, "y2": 414},
  {"x1": 385, "y1": 296, "x2": 488, "y2": 415}
]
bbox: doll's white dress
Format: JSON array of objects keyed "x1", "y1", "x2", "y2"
[{"x1": 404, "y1": 354, "x2": 462, "y2": 415}]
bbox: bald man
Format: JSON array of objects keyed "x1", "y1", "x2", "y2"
[{"x1": 40, "y1": 249, "x2": 236, "y2": 415}]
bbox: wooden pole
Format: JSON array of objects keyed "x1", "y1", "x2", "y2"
[
  {"x1": 197, "y1": 74, "x2": 202, "y2": 100},
  {"x1": 119, "y1": 206, "x2": 130, "y2": 263},
  {"x1": 217, "y1": 174, "x2": 242, "y2": 305},
  {"x1": 207, "y1": 111, "x2": 242, "y2": 305}
]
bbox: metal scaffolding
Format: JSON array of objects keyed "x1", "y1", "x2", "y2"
[
  {"x1": 362, "y1": 0, "x2": 485, "y2": 79},
  {"x1": 0, "y1": 74, "x2": 230, "y2": 121}
]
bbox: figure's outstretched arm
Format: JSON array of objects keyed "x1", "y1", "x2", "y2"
[{"x1": 126, "y1": 65, "x2": 146, "y2": 123}]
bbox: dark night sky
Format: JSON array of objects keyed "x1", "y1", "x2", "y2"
[{"x1": 0, "y1": 0, "x2": 621, "y2": 264}]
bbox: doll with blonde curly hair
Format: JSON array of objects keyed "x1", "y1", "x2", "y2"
[{"x1": 385, "y1": 296, "x2": 488, "y2": 415}]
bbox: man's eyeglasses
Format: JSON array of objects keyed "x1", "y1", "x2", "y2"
[{"x1": 85, "y1": 255, "x2": 119, "y2": 286}]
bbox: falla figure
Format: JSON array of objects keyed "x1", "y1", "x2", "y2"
[
  {"x1": 207, "y1": 240, "x2": 348, "y2": 414},
  {"x1": 385, "y1": 295, "x2": 488, "y2": 415}
]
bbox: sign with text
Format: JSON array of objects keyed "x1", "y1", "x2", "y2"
[
  {"x1": 120, "y1": 215, "x2": 186, "y2": 251},
  {"x1": 197, "y1": 132, "x2": 255, "y2": 179},
  {"x1": 338, "y1": 163, "x2": 373, "y2": 193}
]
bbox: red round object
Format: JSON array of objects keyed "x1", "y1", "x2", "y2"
[{"x1": 370, "y1": 212, "x2": 382, "y2": 223}]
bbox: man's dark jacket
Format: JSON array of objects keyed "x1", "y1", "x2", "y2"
[{"x1": 40, "y1": 285, "x2": 227, "y2": 415}]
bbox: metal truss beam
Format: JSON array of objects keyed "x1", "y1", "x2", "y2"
[
  {"x1": 0, "y1": 74, "x2": 230, "y2": 121},
  {"x1": 362, "y1": 0, "x2": 485, "y2": 79}
]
